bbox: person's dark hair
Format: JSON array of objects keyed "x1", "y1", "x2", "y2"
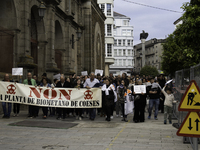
[
  {"x1": 54, "y1": 79, "x2": 58, "y2": 83},
  {"x1": 42, "y1": 78, "x2": 48, "y2": 83},
  {"x1": 166, "y1": 87, "x2": 172, "y2": 92},
  {"x1": 33, "y1": 74, "x2": 37, "y2": 77},
  {"x1": 42, "y1": 73, "x2": 47, "y2": 77},
  {"x1": 122, "y1": 73, "x2": 127, "y2": 78}
]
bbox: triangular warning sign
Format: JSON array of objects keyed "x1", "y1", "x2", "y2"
[
  {"x1": 177, "y1": 112, "x2": 200, "y2": 138},
  {"x1": 178, "y1": 80, "x2": 200, "y2": 111}
]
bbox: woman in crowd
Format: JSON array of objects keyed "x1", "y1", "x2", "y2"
[
  {"x1": 40, "y1": 78, "x2": 51, "y2": 119},
  {"x1": 116, "y1": 80, "x2": 122, "y2": 117},
  {"x1": 102, "y1": 78, "x2": 115, "y2": 121},
  {"x1": 117, "y1": 80, "x2": 128, "y2": 122},
  {"x1": 74, "y1": 79, "x2": 83, "y2": 120},
  {"x1": 132, "y1": 79, "x2": 147, "y2": 123}
]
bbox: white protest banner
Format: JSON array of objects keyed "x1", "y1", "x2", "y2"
[
  {"x1": 53, "y1": 73, "x2": 61, "y2": 80},
  {"x1": 134, "y1": 85, "x2": 146, "y2": 94},
  {"x1": 0, "y1": 81, "x2": 101, "y2": 108},
  {"x1": 81, "y1": 71, "x2": 88, "y2": 76},
  {"x1": 95, "y1": 69, "x2": 103, "y2": 76},
  {"x1": 12, "y1": 68, "x2": 23, "y2": 76}
]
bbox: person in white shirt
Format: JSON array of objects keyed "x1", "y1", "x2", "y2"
[
  {"x1": 161, "y1": 85, "x2": 175, "y2": 124},
  {"x1": 83, "y1": 72, "x2": 99, "y2": 120}
]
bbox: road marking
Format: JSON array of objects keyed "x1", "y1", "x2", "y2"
[{"x1": 106, "y1": 119, "x2": 130, "y2": 150}]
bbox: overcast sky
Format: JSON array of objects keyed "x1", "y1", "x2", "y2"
[{"x1": 114, "y1": 0, "x2": 190, "y2": 45}]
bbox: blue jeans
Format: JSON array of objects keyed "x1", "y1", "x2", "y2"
[
  {"x1": 148, "y1": 99, "x2": 160, "y2": 117},
  {"x1": 2, "y1": 102, "x2": 12, "y2": 117},
  {"x1": 89, "y1": 108, "x2": 96, "y2": 119}
]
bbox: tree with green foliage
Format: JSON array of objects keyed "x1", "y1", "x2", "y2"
[
  {"x1": 140, "y1": 65, "x2": 159, "y2": 77},
  {"x1": 161, "y1": 0, "x2": 200, "y2": 76}
]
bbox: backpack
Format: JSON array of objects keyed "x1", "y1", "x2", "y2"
[{"x1": 118, "y1": 87, "x2": 125, "y2": 103}]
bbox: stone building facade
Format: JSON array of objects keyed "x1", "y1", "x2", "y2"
[
  {"x1": 134, "y1": 38, "x2": 165, "y2": 73},
  {"x1": 0, "y1": 0, "x2": 106, "y2": 81}
]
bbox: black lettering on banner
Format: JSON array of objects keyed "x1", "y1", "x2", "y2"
[
  {"x1": 37, "y1": 99, "x2": 41, "y2": 104},
  {"x1": 96, "y1": 100, "x2": 100, "y2": 106},
  {"x1": 28, "y1": 97, "x2": 33, "y2": 104},
  {"x1": 71, "y1": 101, "x2": 74, "y2": 106},
  {"x1": 43, "y1": 100, "x2": 47, "y2": 105},
  {"x1": 55, "y1": 100, "x2": 58, "y2": 106},
  {"x1": 4, "y1": 95, "x2": 8, "y2": 101},
  {"x1": 75, "y1": 101, "x2": 78, "y2": 106},
  {"x1": 23, "y1": 97, "x2": 26, "y2": 103},
  {"x1": 12, "y1": 96, "x2": 15, "y2": 102},
  {"x1": 59, "y1": 101, "x2": 62, "y2": 106},
  {"x1": 19, "y1": 96, "x2": 23, "y2": 102},
  {"x1": 8, "y1": 95, "x2": 12, "y2": 101}
]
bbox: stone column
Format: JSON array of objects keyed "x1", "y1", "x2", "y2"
[
  {"x1": 45, "y1": 4, "x2": 59, "y2": 74},
  {"x1": 140, "y1": 30, "x2": 148, "y2": 68},
  {"x1": 141, "y1": 39, "x2": 145, "y2": 67},
  {"x1": 105, "y1": 64, "x2": 109, "y2": 76}
]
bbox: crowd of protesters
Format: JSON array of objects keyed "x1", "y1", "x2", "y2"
[{"x1": 1, "y1": 71, "x2": 175, "y2": 124}]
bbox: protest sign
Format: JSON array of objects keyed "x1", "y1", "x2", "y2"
[
  {"x1": 0, "y1": 81, "x2": 102, "y2": 108},
  {"x1": 12, "y1": 68, "x2": 23, "y2": 76},
  {"x1": 81, "y1": 71, "x2": 88, "y2": 76},
  {"x1": 53, "y1": 73, "x2": 61, "y2": 80},
  {"x1": 134, "y1": 85, "x2": 146, "y2": 94},
  {"x1": 95, "y1": 69, "x2": 103, "y2": 76}
]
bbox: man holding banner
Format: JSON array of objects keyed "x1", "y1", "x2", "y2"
[
  {"x1": 2, "y1": 74, "x2": 13, "y2": 118},
  {"x1": 84, "y1": 72, "x2": 99, "y2": 121},
  {"x1": 23, "y1": 72, "x2": 37, "y2": 118}
]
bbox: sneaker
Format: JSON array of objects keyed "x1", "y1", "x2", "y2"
[
  {"x1": 13, "y1": 114, "x2": 16, "y2": 117},
  {"x1": 124, "y1": 119, "x2": 128, "y2": 122},
  {"x1": 169, "y1": 121, "x2": 172, "y2": 124},
  {"x1": 154, "y1": 117, "x2": 158, "y2": 120},
  {"x1": 111, "y1": 116, "x2": 113, "y2": 119},
  {"x1": 164, "y1": 120, "x2": 167, "y2": 124},
  {"x1": 79, "y1": 117, "x2": 82, "y2": 121},
  {"x1": 121, "y1": 115, "x2": 123, "y2": 118},
  {"x1": 43, "y1": 116, "x2": 47, "y2": 119},
  {"x1": 116, "y1": 115, "x2": 119, "y2": 118},
  {"x1": 148, "y1": 116, "x2": 151, "y2": 119}
]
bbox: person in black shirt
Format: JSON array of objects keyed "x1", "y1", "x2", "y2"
[
  {"x1": 147, "y1": 77, "x2": 161, "y2": 120},
  {"x1": 56, "y1": 75, "x2": 71, "y2": 119}
]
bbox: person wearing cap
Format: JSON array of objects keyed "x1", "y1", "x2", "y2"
[{"x1": 147, "y1": 76, "x2": 161, "y2": 120}]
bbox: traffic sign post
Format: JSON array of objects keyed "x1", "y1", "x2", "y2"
[{"x1": 177, "y1": 80, "x2": 200, "y2": 150}]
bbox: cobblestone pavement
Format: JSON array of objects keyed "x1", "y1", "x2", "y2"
[{"x1": 0, "y1": 110, "x2": 192, "y2": 150}]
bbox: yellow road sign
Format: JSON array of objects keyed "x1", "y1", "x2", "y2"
[
  {"x1": 178, "y1": 80, "x2": 200, "y2": 111},
  {"x1": 177, "y1": 112, "x2": 200, "y2": 137}
]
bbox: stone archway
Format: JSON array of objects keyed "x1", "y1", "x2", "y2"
[
  {"x1": 94, "y1": 22, "x2": 103, "y2": 70},
  {"x1": 55, "y1": 20, "x2": 64, "y2": 73},
  {"x1": 0, "y1": 0, "x2": 17, "y2": 73}
]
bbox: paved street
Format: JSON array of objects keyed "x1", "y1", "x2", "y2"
[{"x1": 0, "y1": 110, "x2": 192, "y2": 150}]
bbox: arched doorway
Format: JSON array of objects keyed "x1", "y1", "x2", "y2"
[
  {"x1": 55, "y1": 20, "x2": 64, "y2": 73},
  {"x1": 94, "y1": 22, "x2": 103, "y2": 70},
  {"x1": 0, "y1": 0, "x2": 16, "y2": 73},
  {"x1": 30, "y1": 7, "x2": 38, "y2": 75}
]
